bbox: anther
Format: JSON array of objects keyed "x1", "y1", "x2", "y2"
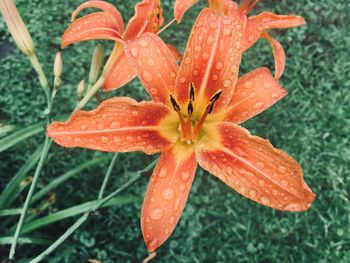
[
  {"x1": 209, "y1": 90, "x2": 223, "y2": 102},
  {"x1": 189, "y1": 83, "x2": 195, "y2": 101},
  {"x1": 187, "y1": 100, "x2": 193, "y2": 115},
  {"x1": 170, "y1": 95, "x2": 180, "y2": 112}
]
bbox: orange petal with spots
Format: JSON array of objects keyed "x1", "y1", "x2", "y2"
[
  {"x1": 124, "y1": 33, "x2": 179, "y2": 106},
  {"x1": 47, "y1": 97, "x2": 178, "y2": 155},
  {"x1": 175, "y1": 8, "x2": 246, "y2": 112},
  {"x1": 208, "y1": 0, "x2": 238, "y2": 15},
  {"x1": 166, "y1": 44, "x2": 183, "y2": 62},
  {"x1": 223, "y1": 67, "x2": 287, "y2": 124},
  {"x1": 141, "y1": 143, "x2": 197, "y2": 251},
  {"x1": 123, "y1": 0, "x2": 164, "y2": 41},
  {"x1": 71, "y1": 0, "x2": 124, "y2": 33},
  {"x1": 174, "y1": 0, "x2": 198, "y2": 23},
  {"x1": 61, "y1": 12, "x2": 122, "y2": 49},
  {"x1": 243, "y1": 11, "x2": 306, "y2": 51},
  {"x1": 103, "y1": 51, "x2": 136, "y2": 91},
  {"x1": 261, "y1": 32, "x2": 285, "y2": 80},
  {"x1": 196, "y1": 122, "x2": 315, "y2": 211}
]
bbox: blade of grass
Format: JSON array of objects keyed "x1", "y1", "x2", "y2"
[
  {"x1": 9, "y1": 135, "x2": 52, "y2": 259},
  {"x1": 0, "y1": 145, "x2": 43, "y2": 210},
  {"x1": 0, "y1": 124, "x2": 17, "y2": 137},
  {"x1": 0, "y1": 123, "x2": 44, "y2": 153},
  {"x1": 31, "y1": 156, "x2": 111, "y2": 204},
  {"x1": 0, "y1": 237, "x2": 50, "y2": 245},
  {"x1": 29, "y1": 158, "x2": 157, "y2": 263},
  {"x1": 20, "y1": 196, "x2": 139, "y2": 234}
]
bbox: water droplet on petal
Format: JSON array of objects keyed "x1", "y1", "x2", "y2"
[
  {"x1": 278, "y1": 165, "x2": 287, "y2": 173},
  {"x1": 159, "y1": 168, "x2": 167, "y2": 178},
  {"x1": 252, "y1": 101, "x2": 265, "y2": 110},
  {"x1": 174, "y1": 198, "x2": 181, "y2": 211},
  {"x1": 249, "y1": 189, "x2": 257, "y2": 198},
  {"x1": 142, "y1": 70, "x2": 153, "y2": 82},
  {"x1": 130, "y1": 48, "x2": 138, "y2": 57},
  {"x1": 139, "y1": 39, "x2": 149, "y2": 47},
  {"x1": 150, "y1": 207, "x2": 163, "y2": 220},
  {"x1": 162, "y1": 188, "x2": 175, "y2": 200},
  {"x1": 223, "y1": 80, "x2": 232, "y2": 88},
  {"x1": 181, "y1": 172, "x2": 190, "y2": 181},
  {"x1": 169, "y1": 216, "x2": 175, "y2": 225}
]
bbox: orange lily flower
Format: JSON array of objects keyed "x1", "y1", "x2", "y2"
[
  {"x1": 174, "y1": 0, "x2": 306, "y2": 79},
  {"x1": 62, "y1": 0, "x2": 181, "y2": 92},
  {"x1": 48, "y1": 8, "x2": 315, "y2": 252}
]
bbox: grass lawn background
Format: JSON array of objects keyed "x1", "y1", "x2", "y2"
[{"x1": 0, "y1": 0, "x2": 349, "y2": 262}]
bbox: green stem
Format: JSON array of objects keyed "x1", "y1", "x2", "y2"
[
  {"x1": 73, "y1": 75, "x2": 105, "y2": 114},
  {"x1": 29, "y1": 158, "x2": 157, "y2": 263},
  {"x1": 9, "y1": 135, "x2": 52, "y2": 260},
  {"x1": 28, "y1": 54, "x2": 51, "y2": 112},
  {"x1": 98, "y1": 153, "x2": 118, "y2": 200}
]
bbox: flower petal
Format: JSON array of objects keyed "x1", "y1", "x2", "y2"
[
  {"x1": 243, "y1": 11, "x2": 306, "y2": 51},
  {"x1": 175, "y1": 8, "x2": 246, "y2": 112},
  {"x1": 196, "y1": 122, "x2": 315, "y2": 211},
  {"x1": 71, "y1": 0, "x2": 124, "y2": 33},
  {"x1": 261, "y1": 32, "x2": 285, "y2": 80},
  {"x1": 103, "y1": 51, "x2": 136, "y2": 91},
  {"x1": 174, "y1": 0, "x2": 199, "y2": 23},
  {"x1": 222, "y1": 67, "x2": 287, "y2": 124},
  {"x1": 123, "y1": 0, "x2": 164, "y2": 41},
  {"x1": 47, "y1": 97, "x2": 178, "y2": 155},
  {"x1": 166, "y1": 44, "x2": 183, "y2": 62},
  {"x1": 61, "y1": 12, "x2": 122, "y2": 48},
  {"x1": 124, "y1": 33, "x2": 179, "y2": 105},
  {"x1": 141, "y1": 143, "x2": 197, "y2": 251}
]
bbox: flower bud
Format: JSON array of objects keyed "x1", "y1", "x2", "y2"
[
  {"x1": 54, "y1": 52, "x2": 63, "y2": 78},
  {"x1": 53, "y1": 52, "x2": 63, "y2": 90},
  {"x1": 89, "y1": 44, "x2": 104, "y2": 85},
  {"x1": 77, "y1": 80, "x2": 85, "y2": 98},
  {"x1": 0, "y1": 0, "x2": 35, "y2": 56}
]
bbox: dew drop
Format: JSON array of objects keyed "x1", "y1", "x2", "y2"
[
  {"x1": 248, "y1": 189, "x2": 257, "y2": 198},
  {"x1": 278, "y1": 165, "x2": 287, "y2": 173},
  {"x1": 223, "y1": 79, "x2": 232, "y2": 88},
  {"x1": 170, "y1": 71, "x2": 176, "y2": 78},
  {"x1": 150, "y1": 207, "x2": 163, "y2": 220},
  {"x1": 271, "y1": 92, "x2": 280, "y2": 99},
  {"x1": 101, "y1": 136, "x2": 109, "y2": 143},
  {"x1": 215, "y1": 61, "x2": 224, "y2": 70},
  {"x1": 174, "y1": 198, "x2": 181, "y2": 211},
  {"x1": 256, "y1": 161, "x2": 266, "y2": 169},
  {"x1": 142, "y1": 70, "x2": 153, "y2": 82},
  {"x1": 145, "y1": 216, "x2": 151, "y2": 223},
  {"x1": 252, "y1": 101, "x2": 265, "y2": 110},
  {"x1": 162, "y1": 188, "x2": 175, "y2": 200},
  {"x1": 159, "y1": 167, "x2": 167, "y2": 178},
  {"x1": 169, "y1": 216, "x2": 175, "y2": 225},
  {"x1": 179, "y1": 77, "x2": 186, "y2": 83},
  {"x1": 260, "y1": 197, "x2": 270, "y2": 205},
  {"x1": 130, "y1": 48, "x2": 138, "y2": 57},
  {"x1": 263, "y1": 82, "x2": 272, "y2": 88},
  {"x1": 179, "y1": 185, "x2": 185, "y2": 192},
  {"x1": 181, "y1": 172, "x2": 190, "y2": 181},
  {"x1": 113, "y1": 136, "x2": 121, "y2": 144},
  {"x1": 139, "y1": 39, "x2": 149, "y2": 47},
  {"x1": 281, "y1": 180, "x2": 288, "y2": 187}
]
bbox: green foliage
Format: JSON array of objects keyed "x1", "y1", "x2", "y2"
[{"x1": 0, "y1": 0, "x2": 349, "y2": 262}]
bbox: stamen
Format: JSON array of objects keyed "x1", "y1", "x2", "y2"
[
  {"x1": 193, "y1": 90, "x2": 223, "y2": 138},
  {"x1": 170, "y1": 95, "x2": 191, "y2": 141},
  {"x1": 170, "y1": 95, "x2": 180, "y2": 112},
  {"x1": 190, "y1": 83, "x2": 195, "y2": 101},
  {"x1": 187, "y1": 100, "x2": 194, "y2": 115}
]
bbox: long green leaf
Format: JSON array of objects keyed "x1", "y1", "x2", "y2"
[
  {"x1": 31, "y1": 156, "x2": 111, "y2": 204},
  {"x1": 0, "y1": 124, "x2": 17, "y2": 137},
  {"x1": 0, "y1": 236, "x2": 49, "y2": 245},
  {"x1": 0, "y1": 145, "x2": 43, "y2": 210},
  {"x1": 0, "y1": 123, "x2": 44, "y2": 153},
  {"x1": 20, "y1": 196, "x2": 139, "y2": 234}
]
